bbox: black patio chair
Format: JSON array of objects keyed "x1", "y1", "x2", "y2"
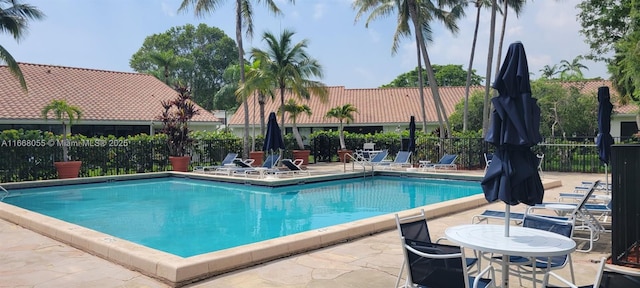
[{"x1": 399, "y1": 237, "x2": 495, "y2": 288}]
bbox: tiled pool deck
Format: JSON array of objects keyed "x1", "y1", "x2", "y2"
[{"x1": 0, "y1": 164, "x2": 619, "y2": 287}]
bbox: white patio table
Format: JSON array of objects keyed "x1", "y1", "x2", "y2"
[{"x1": 445, "y1": 224, "x2": 576, "y2": 288}]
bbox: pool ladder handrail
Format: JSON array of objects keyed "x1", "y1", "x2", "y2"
[
  {"x1": 0, "y1": 185, "x2": 8, "y2": 202},
  {"x1": 343, "y1": 153, "x2": 373, "y2": 178}
]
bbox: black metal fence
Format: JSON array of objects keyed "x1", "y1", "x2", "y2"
[{"x1": 0, "y1": 137, "x2": 630, "y2": 183}]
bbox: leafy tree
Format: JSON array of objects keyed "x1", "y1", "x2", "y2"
[
  {"x1": 325, "y1": 104, "x2": 358, "y2": 150},
  {"x1": 41, "y1": 100, "x2": 82, "y2": 162},
  {"x1": 577, "y1": 0, "x2": 632, "y2": 61},
  {"x1": 354, "y1": 0, "x2": 465, "y2": 136},
  {"x1": 0, "y1": 0, "x2": 45, "y2": 91},
  {"x1": 179, "y1": 0, "x2": 292, "y2": 159},
  {"x1": 280, "y1": 99, "x2": 311, "y2": 149},
  {"x1": 449, "y1": 89, "x2": 485, "y2": 132},
  {"x1": 533, "y1": 80, "x2": 598, "y2": 138},
  {"x1": 213, "y1": 64, "x2": 242, "y2": 113},
  {"x1": 607, "y1": 1, "x2": 640, "y2": 132},
  {"x1": 381, "y1": 64, "x2": 483, "y2": 87},
  {"x1": 248, "y1": 29, "x2": 328, "y2": 143},
  {"x1": 130, "y1": 23, "x2": 237, "y2": 111}
]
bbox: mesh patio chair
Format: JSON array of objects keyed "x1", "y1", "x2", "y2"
[
  {"x1": 395, "y1": 210, "x2": 479, "y2": 288},
  {"x1": 399, "y1": 237, "x2": 495, "y2": 288}
]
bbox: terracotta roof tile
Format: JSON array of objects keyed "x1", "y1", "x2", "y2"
[
  {"x1": 229, "y1": 80, "x2": 637, "y2": 127},
  {"x1": 0, "y1": 63, "x2": 219, "y2": 123},
  {"x1": 230, "y1": 86, "x2": 484, "y2": 126}
]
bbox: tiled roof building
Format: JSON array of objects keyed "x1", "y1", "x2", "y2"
[{"x1": 0, "y1": 63, "x2": 220, "y2": 136}]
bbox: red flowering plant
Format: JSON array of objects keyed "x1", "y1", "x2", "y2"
[{"x1": 157, "y1": 84, "x2": 199, "y2": 157}]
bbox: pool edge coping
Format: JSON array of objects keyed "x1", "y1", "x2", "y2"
[{"x1": 0, "y1": 172, "x2": 560, "y2": 287}]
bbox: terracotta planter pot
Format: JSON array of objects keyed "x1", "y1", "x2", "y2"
[
  {"x1": 169, "y1": 156, "x2": 191, "y2": 172},
  {"x1": 54, "y1": 161, "x2": 82, "y2": 179},
  {"x1": 292, "y1": 150, "x2": 310, "y2": 168},
  {"x1": 249, "y1": 151, "x2": 264, "y2": 167},
  {"x1": 337, "y1": 149, "x2": 353, "y2": 163}
]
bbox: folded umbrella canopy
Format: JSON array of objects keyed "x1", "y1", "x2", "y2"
[
  {"x1": 263, "y1": 112, "x2": 285, "y2": 157},
  {"x1": 596, "y1": 86, "x2": 614, "y2": 189},
  {"x1": 408, "y1": 116, "x2": 416, "y2": 153},
  {"x1": 482, "y1": 41, "x2": 544, "y2": 235}
]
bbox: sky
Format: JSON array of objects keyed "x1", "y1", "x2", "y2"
[{"x1": 2, "y1": 0, "x2": 608, "y2": 89}]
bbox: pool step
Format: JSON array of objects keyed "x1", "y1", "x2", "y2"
[{"x1": 0, "y1": 185, "x2": 8, "y2": 202}]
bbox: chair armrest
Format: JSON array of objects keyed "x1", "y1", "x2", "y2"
[
  {"x1": 543, "y1": 271, "x2": 578, "y2": 288},
  {"x1": 292, "y1": 159, "x2": 304, "y2": 166},
  {"x1": 474, "y1": 265, "x2": 496, "y2": 288},
  {"x1": 244, "y1": 159, "x2": 255, "y2": 165}
]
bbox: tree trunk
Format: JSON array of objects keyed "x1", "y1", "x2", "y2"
[
  {"x1": 463, "y1": 3, "x2": 482, "y2": 132},
  {"x1": 292, "y1": 123, "x2": 305, "y2": 149},
  {"x1": 259, "y1": 92, "x2": 266, "y2": 135},
  {"x1": 415, "y1": 43, "x2": 428, "y2": 132},
  {"x1": 482, "y1": 0, "x2": 498, "y2": 137},
  {"x1": 236, "y1": 0, "x2": 249, "y2": 158}
]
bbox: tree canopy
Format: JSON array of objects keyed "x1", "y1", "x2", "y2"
[
  {"x1": 129, "y1": 23, "x2": 238, "y2": 111},
  {"x1": 381, "y1": 64, "x2": 483, "y2": 88},
  {"x1": 449, "y1": 80, "x2": 599, "y2": 138}
]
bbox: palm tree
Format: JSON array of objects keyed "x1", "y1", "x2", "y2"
[
  {"x1": 325, "y1": 104, "x2": 358, "y2": 150},
  {"x1": 41, "y1": 100, "x2": 82, "y2": 162},
  {"x1": 280, "y1": 99, "x2": 311, "y2": 150},
  {"x1": 147, "y1": 50, "x2": 186, "y2": 84},
  {"x1": 354, "y1": 0, "x2": 465, "y2": 137},
  {"x1": 0, "y1": 0, "x2": 45, "y2": 91},
  {"x1": 249, "y1": 29, "x2": 328, "y2": 142},
  {"x1": 559, "y1": 56, "x2": 589, "y2": 80},
  {"x1": 463, "y1": 0, "x2": 494, "y2": 131},
  {"x1": 178, "y1": 0, "x2": 291, "y2": 159},
  {"x1": 238, "y1": 58, "x2": 275, "y2": 137},
  {"x1": 540, "y1": 64, "x2": 560, "y2": 79}
]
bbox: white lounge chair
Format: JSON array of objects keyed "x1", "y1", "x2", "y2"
[{"x1": 375, "y1": 151, "x2": 412, "y2": 170}]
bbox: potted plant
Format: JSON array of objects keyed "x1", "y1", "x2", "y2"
[
  {"x1": 158, "y1": 84, "x2": 199, "y2": 172},
  {"x1": 325, "y1": 103, "x2": 358, "y2": 163},
  {"x1": 281, "y1": 99, "x2": 312, "y2": 167},
  {"x1": 41, "y1": 99, "x2": 83, "y2": 179}
]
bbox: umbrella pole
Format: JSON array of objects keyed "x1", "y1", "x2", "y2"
[
  {"x1": 504, "y1": 204, "x2": 510, "y2": 237},
  {"x1": 605, "y1": 163, "x2": 609, "y2": 194}
]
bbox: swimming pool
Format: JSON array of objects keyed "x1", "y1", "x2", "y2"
[
  {"x1": 3, "y1": 176, "x2": 481, "y2": 257},
  {"x1": 0, "y1": 172, "x2": 488, "y2": 286}
]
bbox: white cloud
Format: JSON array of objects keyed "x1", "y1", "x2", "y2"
[
  {"x1": 161, "y1": 1, "x2": 175, "y2": 17},
  {"x1": 313, "y1": 3, "x2": 325, "y2": 20}
]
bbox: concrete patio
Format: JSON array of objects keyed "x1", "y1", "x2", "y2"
[{"x1": 0, "y1": 167, "x2": 616, "y2": 287}]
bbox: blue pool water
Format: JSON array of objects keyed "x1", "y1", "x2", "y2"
[{"x1": 4, "y1": 176, "x2": 481, "y2": 257}]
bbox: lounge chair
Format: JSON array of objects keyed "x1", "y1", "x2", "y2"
[
  {"x1": 355, "y1": 149, "x2": 389, "y2": 166},
  {"x1": 395, "y1": 209, "x2": 479, "y2": 288},
  {"x1": 420, "y1": 154, "x2": 458, "y2": 171},
  {"x1": 193, "y1": 152, "x2": 238, "y2": 173},
  {"x1": 527, "y1": 180, "x2": 604, "y2": 252},
  {"x1": 270, "y1": 159, "x2": 310, "y2": 177},
  {"x1": 375, "y1": 151, "x2": 412, "y2": 170},
  {"x1": 536, "y1": 153, "x2": 544, "y2": 178},
  {"x1": 240, "y1": 154, "x2": 281, "y2": 177},
  {"x1": 472, "y1": 210, "x2": 527, "y2": 225},
  {"x1": 484, "y1": 152, "x2": 493, "y2": 174},
  {"x1": 399, "y1": 237, "x2": 495, "y2": 288}
]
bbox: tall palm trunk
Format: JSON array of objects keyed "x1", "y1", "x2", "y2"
[
  {"x1": 236, "y1": 0, "x2": 250, "y2": 157},
  {"x1": 415, "y1": 41, "x2": 428, "y2": 131},
  {"x1": 279, "y1": 83, "x2": 286, "y2": 142},
  {"x1": 494, "y1": 0, "x2": 509, "y2": 84},
  {"x1": 258, "y1": 92, "x2": 266, "y2": 135},
  {"x1": 407, "y1": 1, "x2": 449, "y2": 137},
  {"x1": 482, "y1": 0, "x2": 498, "y2": 137},
  {"x1": 463, "y1": 1, "x2": 482, "y2": 131}
]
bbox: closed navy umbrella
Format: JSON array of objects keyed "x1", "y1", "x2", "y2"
[
  {"x1": 263, "y1": 112, "x2": 285, "y2": 154},
  {"x1": 596, "y1": 86, "x2": 614, "y2": 188},
  {"x1": 408, "y1": 116, "x2": 416, "y2": 153},
  {"x1": 481, "y1": 42, "x2": 544, "y2": 236}
]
